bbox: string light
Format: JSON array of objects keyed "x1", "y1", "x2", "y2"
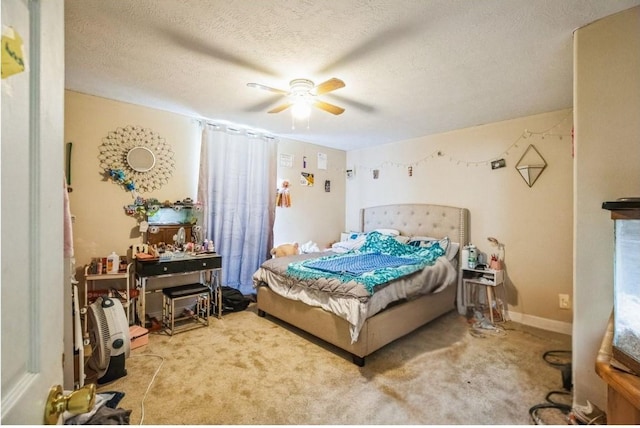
[{"x1": 351, "y1": 110, "x2": 572, "y2": 174}]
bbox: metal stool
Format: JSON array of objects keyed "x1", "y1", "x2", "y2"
[{"x1": 162, "y1": 283, "x2": 210, "y2": 335}]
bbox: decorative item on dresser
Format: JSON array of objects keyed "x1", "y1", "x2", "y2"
[{"x1": 253, "y1": 203, "x2": 469, "y2": 366}]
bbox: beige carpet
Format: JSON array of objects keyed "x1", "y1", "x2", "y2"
[{"x1": 97, "y1": 304, "x2": 571, "y2": 425}]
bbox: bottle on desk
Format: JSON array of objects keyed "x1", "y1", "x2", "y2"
[
  {"x1": 106, "y1": 252, "x2": 120, "y2": 274},
  {"x1": 468, "y1": 244, "x2": 478, "y2": 269}
]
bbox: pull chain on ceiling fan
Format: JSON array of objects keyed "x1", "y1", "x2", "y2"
[{"x1": 247, "y1": 78, "x2": 346, "y2": 117}]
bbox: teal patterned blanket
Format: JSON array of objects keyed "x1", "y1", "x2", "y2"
[{"x1": 286, "y1": 231, "x2": 445, "y2": 295}]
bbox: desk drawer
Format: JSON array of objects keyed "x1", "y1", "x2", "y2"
[
  {"x1": 183, "y1": 257, "x2": 222, "y2": 271},
  {"x1": 136, "y1": 256, "x2": 221, "y2": 277}
]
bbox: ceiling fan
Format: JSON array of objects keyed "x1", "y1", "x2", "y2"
[{"x1": 247, "y1": 78, "x2": 346, "y2": 116}]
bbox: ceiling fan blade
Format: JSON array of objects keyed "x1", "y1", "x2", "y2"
[
  {"x1": 268, "y1": 103, "x2": 292, "y2": 114},
  {"x1": 247, "y1": 83, "x2": 290, "y2": 96},
  {"x1": 327, "y1": 93, "x2": 376, "y2": 113},
  {"x1": 313, "y1": 100, "x2": 345, "y2": 115},
  {"x1": 243, "y1": 94, "x2": 285, "y2": 113},
  {"x1": 312, "y1": 78, "x2": 345, "y2": 95}
]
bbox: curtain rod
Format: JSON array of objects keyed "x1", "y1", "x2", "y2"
[{"x1": 194, "y1": 118, "x2": 277, "y2": 141}]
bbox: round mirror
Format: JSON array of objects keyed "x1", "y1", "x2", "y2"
[{"x1": 127, "y1": 147, "x2": 156, "y2": 172}]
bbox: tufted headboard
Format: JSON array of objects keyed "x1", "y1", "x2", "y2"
[{"x1": 360, "y1": 203, "x2": 469, "y2": 247}]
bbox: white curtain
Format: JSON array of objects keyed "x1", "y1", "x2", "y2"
[{"x1": 197, "y1": 124, "x2": 277, "y2": 295}]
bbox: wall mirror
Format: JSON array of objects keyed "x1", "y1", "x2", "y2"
[
  {"x1": 99, "y1": 125, "x2": 175, "y2": 193},
  {"x1": 127, "y1": 146, "x2": 156, "y2": 172},
  {"x1": 516, "y1": 144, "x2": 547, "y2": 187}
]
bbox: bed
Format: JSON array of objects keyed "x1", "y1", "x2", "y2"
[{"x1": 252, "y1": 203, "x2": 469, "y2": 366}]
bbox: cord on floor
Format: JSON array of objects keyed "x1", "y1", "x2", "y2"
[
  {"x1": 130, "y1": 353, "x2": 165, "y2": 425},
  {"x1": 529, "y1": 349, "x2": 572, "y2": 425}
]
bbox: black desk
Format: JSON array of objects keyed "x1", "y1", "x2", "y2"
[{"x1": 134, "y1": 253, "x2": 223, "y2": 322}]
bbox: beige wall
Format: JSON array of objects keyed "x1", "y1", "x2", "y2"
[
  {"x1": 65, "y1": 91, "x2": 201, "y2": 270},
  {"x1": 573, "y1": 6, "x2": 640, "y2": 409},
  {"x1": 65, "y1": 90, "x2": 346, "y2": 278},
  {"x1": 346, "y1": 110, "x2": 574, "y2": 331},
  {"x1": 273, "y1": 138, "x2": 346, "y2": 249}
]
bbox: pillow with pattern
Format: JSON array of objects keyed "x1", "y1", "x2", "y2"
[
  {"x1": 360, "y1": 231, "x2": 411, "y2": 256},
  {"x1": 374, "y1": 228, "x2": 401, "y2": 236},
  {"x1": 407, "y1": 236, "x2": 461, "y2": 260}
]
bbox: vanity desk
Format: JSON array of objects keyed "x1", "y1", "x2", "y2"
[{"x1": 134, "y1": 253, "x2": 223, "y2": 327}]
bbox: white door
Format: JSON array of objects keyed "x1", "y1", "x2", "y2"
[{"x1": 1, "y1": 0, "x2": 66, "y2": 424}]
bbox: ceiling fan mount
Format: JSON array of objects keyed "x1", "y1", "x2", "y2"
[
  {"x1": 289, "y1": 78, "x2": 314, "y2": 94},
  {"x1": 247, "y1": 77, "x2": 346, "y2": 116}
]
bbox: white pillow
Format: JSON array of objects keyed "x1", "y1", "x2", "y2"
[
  {"x1": 342, "y1": 232, "x2": 366, "y2": 241},
  {"x1": 332, "y1": 234, "x2": 367, "y2": 253},
  {"x1": 394, "y1": 235, "x2": 411, "y2": 244},
  {"x1": 447, "y1": 242, "x2": 460, "y2": 261},
  {"x1": 409, "y1": 235, "x2": 438, "y2": 243}
]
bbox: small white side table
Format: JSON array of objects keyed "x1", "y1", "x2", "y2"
[
  {"x1": 461, "y1": 267, "x2": 505, "y2": 323},
  {"x1": 83, "y1": 263, "x2": 133, "y2": 335}
]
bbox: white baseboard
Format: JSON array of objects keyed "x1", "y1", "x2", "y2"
[{"x1": 507, "y1": 310, "x2": 573, "y2": 336}]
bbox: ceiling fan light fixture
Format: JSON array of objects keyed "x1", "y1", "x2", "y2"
[
  {"x1": 289, "y1": 79, "x2": 314, "y2": 119},
  {"x1": 289, "y1": 78, "x2": 314, "y2": 93},
  {"x1": 247, "y1": 77, "x2": 345, "y2": 118},
  {"x1": 291, "y1": 100, "x2": 312, "y2": 120}
]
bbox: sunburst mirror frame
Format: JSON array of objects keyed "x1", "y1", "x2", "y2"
[{"x1": 98, "y1": 125, "x2": 175, "y2": 194}]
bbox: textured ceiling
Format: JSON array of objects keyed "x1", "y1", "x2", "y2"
[{"x1": 65, "y1": 0, "x2": 640, "y2": 151}]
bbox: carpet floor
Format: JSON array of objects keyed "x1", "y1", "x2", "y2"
[{"x1": 97, "y1": 304, "x2": 572, "y2": 425}]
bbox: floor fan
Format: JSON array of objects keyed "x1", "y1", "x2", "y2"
[{"x1": 87, "y1": 296, "x2": 130, "y2": 384}]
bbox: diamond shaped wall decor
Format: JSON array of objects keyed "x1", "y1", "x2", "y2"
[{"x1": 516, "y1": 144, "x2": 547, "y2": 187}]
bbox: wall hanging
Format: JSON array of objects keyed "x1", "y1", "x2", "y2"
[
  {"x1": 276, "y1": 180, "x2": 291, "y2": 207},
  {"x1": 98, "y1": 125, "x2": 175, "y2": 194},
  {"x1": 300, "y1": 172, "x2": 314, "y2": 186},
  {"x1": 515, "y1": 144, "x2": 547, "y2": 187}
]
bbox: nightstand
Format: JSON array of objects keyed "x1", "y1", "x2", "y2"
[{"x1": 461, "y1": 267, "x2": 505, "y2": 323}]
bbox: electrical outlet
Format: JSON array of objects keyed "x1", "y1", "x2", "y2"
[{"x1": 559, "y1": 294, "x2": 571, "y2": 309}]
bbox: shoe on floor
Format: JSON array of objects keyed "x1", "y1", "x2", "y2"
[
  {"x1": 572, "y1": 400, "x2": 606, "y2": 424},
  {"x1": 148, "y1": 316, "x2": 162, "y2": 332}
]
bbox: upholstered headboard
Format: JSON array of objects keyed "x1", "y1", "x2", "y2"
[{"x1": 360, "y1": 203, "x2": 469, "y2": 246}]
